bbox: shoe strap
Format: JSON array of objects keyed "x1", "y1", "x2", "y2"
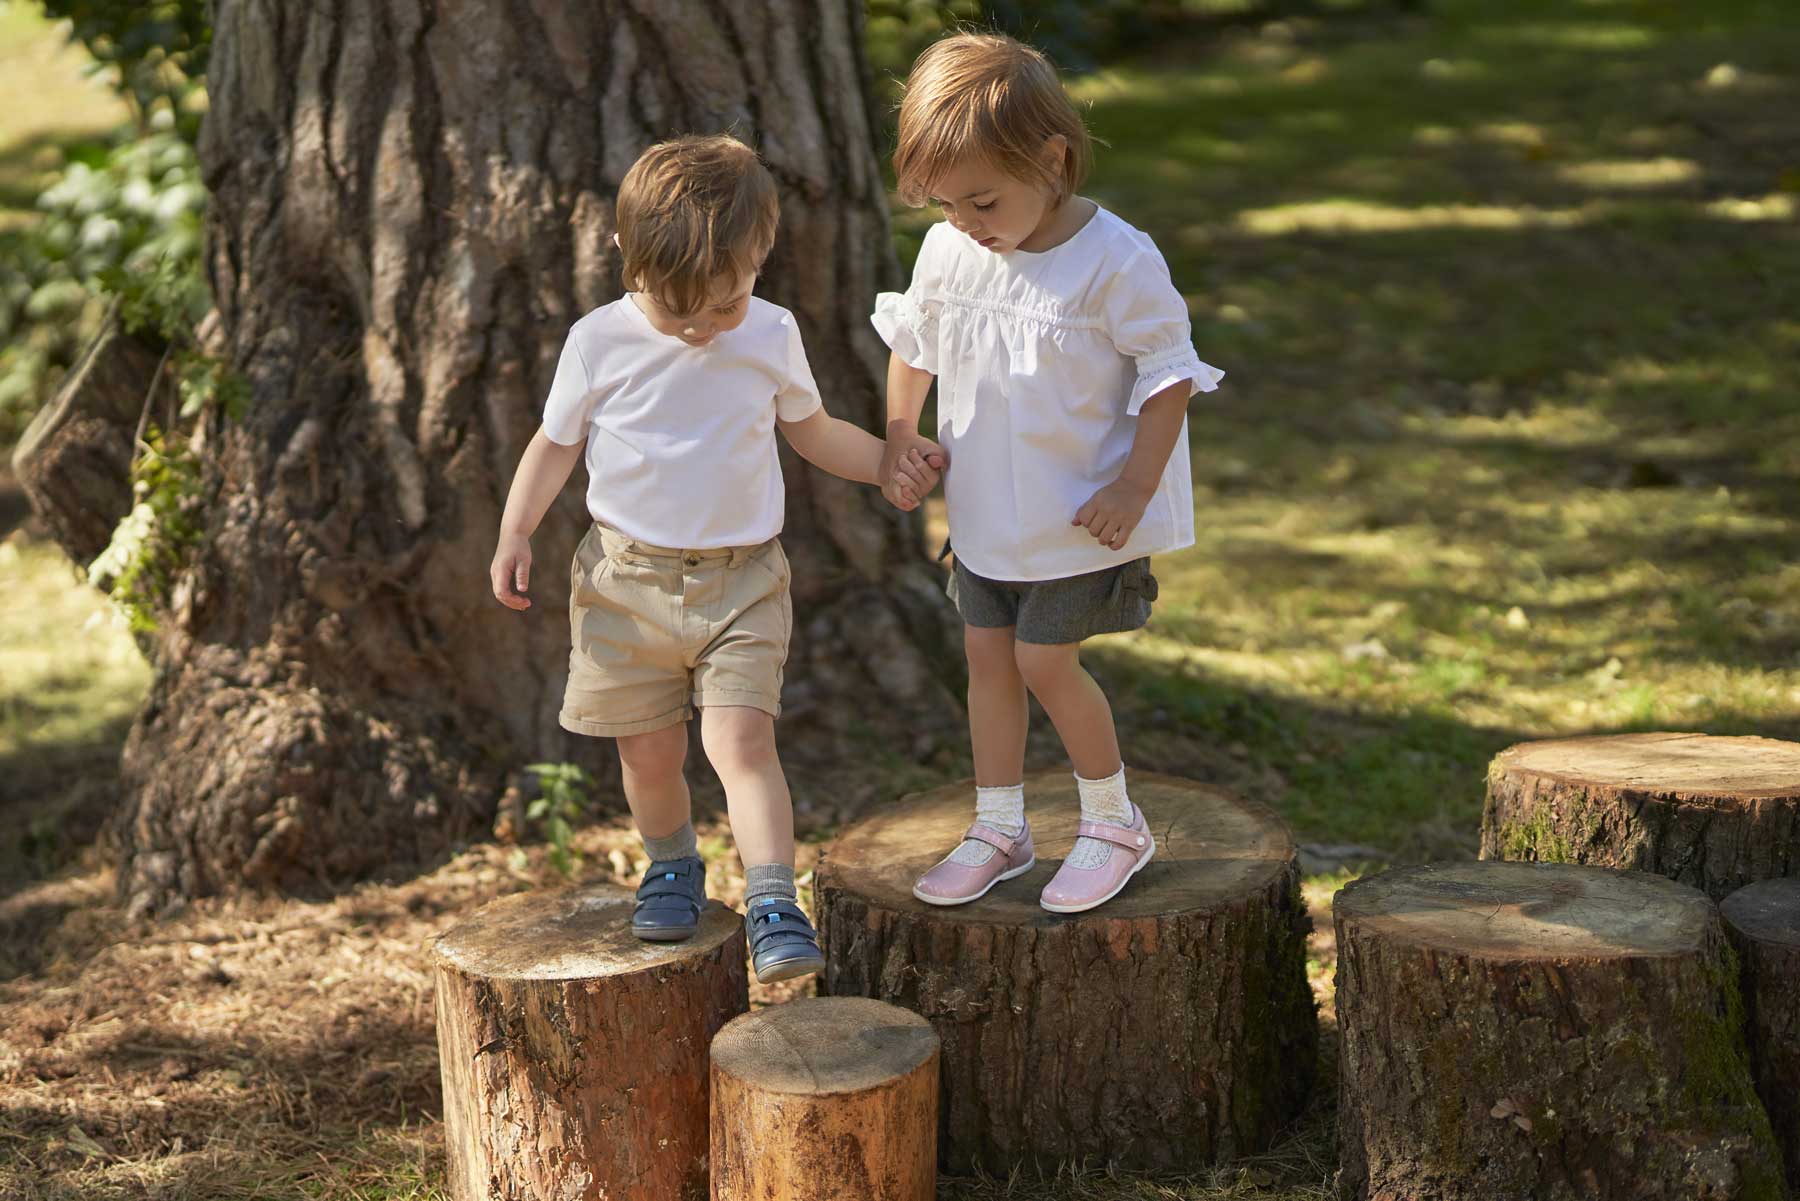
[
  {"x1": 1074, "y1": 809, "x2": 1148, "y2": 852},
  {"x1": 748, "y1": 897, "x2": 815, "y2": 949},
  {"x1": 963, "y1": 822, "x2": 1025, "y2": 857},
  {"x1": 636, "y1": 860, "x2": 703, "y2": 907}
]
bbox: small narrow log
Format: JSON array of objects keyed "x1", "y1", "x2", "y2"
[{"x1": 710, "y1": 997, "x2": 939, "y2": 1200}]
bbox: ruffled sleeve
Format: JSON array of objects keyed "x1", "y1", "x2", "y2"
[
  {"x1": 1102, "y1": 248, "x2": 1224, "y2": 415},
  {"x1": 870, "y1": 223, "x2": 947, "y2": 375}
]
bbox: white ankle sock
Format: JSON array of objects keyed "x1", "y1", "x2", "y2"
[
  {"x1": 1066, "y1": 766, "x2": 1132, "y2": 871},
  {"x1": 945, "y1": 783, "x2": 1026, "y2": 867}
]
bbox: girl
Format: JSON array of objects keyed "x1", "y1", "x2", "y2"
[{"x1": 874, "y1": 32, "x2": 1223, "y2": 913}]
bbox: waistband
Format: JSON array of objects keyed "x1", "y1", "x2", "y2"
[{"x1": 595, "y1": 523, "x2": 766, "y2": 567}]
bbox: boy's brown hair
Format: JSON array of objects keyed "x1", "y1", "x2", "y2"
[
  {"x1": 616, "y1": 134, "x2": 779, "y2": 316},
  {"x1": 893, "y1": 32, "x2": 1092, "y2": 208}
]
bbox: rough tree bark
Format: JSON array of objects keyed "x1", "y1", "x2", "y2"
[
  {"x1": 1334, "y1": 861, "x2": 1785, "y2": 1201},
  {"x1": 431, "y1": 885, "x2": 748, "y2": 1200},
  {"x1": 1479, "y1": 732, "x2": 1800, "y2": 901},
  {"x1": 817, "y1": 771, "x2": 1318, "y2": 1174},
  {"x1": 115, "y1": 1, "x2": 960, "y2": 911},
  {"x1": 1721, "y1": 879, "x2": 1800, "y2": 1188}
]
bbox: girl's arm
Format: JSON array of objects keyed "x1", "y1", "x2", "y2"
[
  {"x1": 881, "y1": 353, "x2": 942, "y2": 484},
  {"x1": 491, "y1": 427, "x2": 585, "y2": 610},
  {"x1": 1073, "y1": 381, "x2": 1190, "y2": 550}
]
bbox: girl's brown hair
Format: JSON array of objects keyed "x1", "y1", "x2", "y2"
[
  {"x1": 616, "y1": 134, "x2": 779, "y2": 316},
  {"x1": 893, "y1": 32, "x2": 1092, "y2": 207}
]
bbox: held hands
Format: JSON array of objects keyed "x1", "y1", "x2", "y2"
[
  {"x1": 491, "y1": 532, "x2": 533, "y2": 610},
  {"x1": 1073, "y1": 478, "x2": 1153, "y2": 551},
  {"x1": 880, "y1": 424, "x2": 948, "y2": 512}
]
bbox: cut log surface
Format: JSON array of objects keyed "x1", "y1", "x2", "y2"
[
  {"x1": 431, "y1": 885, "x2": 748, "y2": 1201},
  {"x1": 1480, "y1": 732, "x2": 1800, "y2": 900},
  {"x1": 1722, "y1": 878, "x2": 1800, "y2": 1189},
  {"x1": 710, "y1": 997, "x2": 939, "y2": 1200},
  {"x1": 816, "y1": 770, "x2": 1316, "y2": 1174},
  {"x1": 1335, "y1": 861, "x2": 1785, "y2": 1201}
]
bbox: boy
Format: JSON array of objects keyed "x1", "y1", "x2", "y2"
[{"x1": 490, "y1": 134, "x2": 940, "y2": 982}]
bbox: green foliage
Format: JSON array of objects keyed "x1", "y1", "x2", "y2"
[
  {"x1": 37, "y1": 0, "x2": 209, "y2": 140},
  {"x1": 86, "y1": 428, "x2": 203, "y2": 635},
  {"x1": 0, "y1": 118, "x2": 204, "y2": 444},
  {"x1": 521, "y1": 762, "x2": 598, "y2": 878}
]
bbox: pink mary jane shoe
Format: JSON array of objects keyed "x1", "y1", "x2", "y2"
[
  {"x1": 1039, "y1": 805, "x2": 1156, "y2": 915},
  {"x1": 912, "y1": 822, "x2": 1036, "y2": 906}
]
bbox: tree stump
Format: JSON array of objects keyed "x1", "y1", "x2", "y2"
[
  {"x1": 815, "y1": 770, "x2": 1316, "y2": 1174},
  {"x1": 431, "y1": 885, "x2": 748, "y2": 1201},
  {"x1": 12, "y1": 318, "x2": 163, "y2": 565},
  {"x1": 1334, "y1": 861, "x2": 1785, "y2": 1201},
  {"x1": 710, "y1": 997, "x2": 939, "y2": 1200},
  {"x1": 1722, "y1": 878, "x2": 1800, "y2": 1188},
  {"x1": 1480, "y1": 732, "x2": 1800, "y2": 900}
]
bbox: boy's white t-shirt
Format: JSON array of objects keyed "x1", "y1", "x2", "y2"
[
  {"x1": 541, "y1": 295, "x2": 823, "y2": 549},
  {"x1": 872, "y1": 207, "x2": 1223, "y2": 582}
]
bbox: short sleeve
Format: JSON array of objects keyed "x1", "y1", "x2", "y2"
[
  {"x1": 541, "y1": 330, "x2": 596, "y2": 445},
  {"x1": 1103, "y1": 248, "x2": 1225, "y2": 415},
  {"x1": 870, "y1": 223, "x2": 947, "y2": 374},
  {"x1": 776, "y1": 311, "x2": 824, "y2": 423}
]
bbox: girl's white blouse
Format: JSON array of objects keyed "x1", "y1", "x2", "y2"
[{"x1": 872, "y1": 206, "x2": 1222, "y2": 583}]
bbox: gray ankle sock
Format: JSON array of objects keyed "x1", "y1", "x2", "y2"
[
  {"x1": 744, "y1": 862, "x2": 797, "y2": 908},
  {"x1": 643, "y1": 823, "x2": 698, "y2": 863}
]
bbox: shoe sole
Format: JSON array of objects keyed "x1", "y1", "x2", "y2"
[
  {"x1": 632, "y1": 925, "x2": 698, "y2": 942},
  {"x1": 755, "y1": 953, "x2": 825, "y2": 984},
  {"x1": 1038, "y1": 836, "x2": 1156, "y2": 915},
  {"x1": 912, "y1": 855, "x2": 1038, "y2": 907}
]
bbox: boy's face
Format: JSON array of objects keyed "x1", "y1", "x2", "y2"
[{"x1": 632, "y1": 271, "x2": 757, "y2": 347}]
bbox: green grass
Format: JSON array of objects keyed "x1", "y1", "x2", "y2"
[{"x1": 0, "y1": 3, "x2": 130, "y2": 227}]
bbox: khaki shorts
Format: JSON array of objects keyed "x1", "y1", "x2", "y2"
[{"x1": 560, "y1": 524, "x2": 792, "y2": 738}]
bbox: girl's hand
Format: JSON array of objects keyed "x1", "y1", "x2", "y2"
[
  {"x1": 1073, "y1": 479, "x2": 1153, "y2": 551},
  {"x1": 491, "y1": 533, "x2": 534, "y2": 610}
]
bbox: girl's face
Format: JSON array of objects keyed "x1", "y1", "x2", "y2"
[{"x1": 928, "y1": 143, "x2": 1065, "y2": 255}]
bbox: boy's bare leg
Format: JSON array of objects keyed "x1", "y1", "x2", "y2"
[
  {"x1": 965, "y1": 624, "x2": 1029, "y2": 786},
  {"x1": 1011, "y1": 642, "x2": 1121, "y2": 780},
  {"x1": 615, "y1": 722, "x2": 693, "y2": 842},
  {"x1": 698, "y1": 705, "x2": 792, "y2": 870}
]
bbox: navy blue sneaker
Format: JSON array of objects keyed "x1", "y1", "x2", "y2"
[
  {"x1": 632, "y1": 856, "x2": 706, "y2": 941},
  {"x1": 745, "y1": 896, "x2": 825, "y2": 983}
]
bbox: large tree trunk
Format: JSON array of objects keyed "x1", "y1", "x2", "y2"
[{"x1": 116, "y1": 1, "x2": 960, "y2": 912}]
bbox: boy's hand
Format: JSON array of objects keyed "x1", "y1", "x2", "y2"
[
  {"x1": 1073, "y1": 478, "x2": 1153, "y2": 551},
  {"x1": 491, "y1": 533, "x2": 533, "y2": 610}
]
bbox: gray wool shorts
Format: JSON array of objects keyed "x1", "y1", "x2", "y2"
[{"x1": 947, "y1": 555, "x2": 1160, "y2": 645}]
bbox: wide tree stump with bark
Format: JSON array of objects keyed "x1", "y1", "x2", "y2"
[
  {"x1": 1479, "y1": 732, "x2": 1800, "y2": 900},
  {"x1": 815, "y1": 770, "x2": 1316, "y2": 1174},
  {"x1": 431, "y1": 885, "x2": 748, "y2": 1201},
  {"x1": 1722, "y1": 878, "x2": 1800, "y2": 1188},
  {"x1": 1334, "y1": 861, "x2": 1784, "y2": 1201},
  {"x1": 710, "y1": 996, "x2": 939, "y2": 1200},
  {"x1": 12, "y1": 318, "x2": 162, "y2": 565}
]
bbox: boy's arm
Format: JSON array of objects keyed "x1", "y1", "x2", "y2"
[
  {"x1": 1073, "y1": 381, "x2": 1190, "y2": 551},
  {"x1": 779, "y1": 408, "x2": 940, "y2": 512},
  {"x1": 491, "y1": 427, "x2": 585, "y2": 610}
]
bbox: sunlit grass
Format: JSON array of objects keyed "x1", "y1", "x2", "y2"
[{"x1": 0, "y1": 5, "x2": 131, "y2": 226}]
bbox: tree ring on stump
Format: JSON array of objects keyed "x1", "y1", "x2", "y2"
[
  {"x1": 816, "y1": 770, "x2": 1317, "y2": 1174},
  {"x1": 1480, "y1": 732, "x2": 1800, "y2": 900},
  {"x1": 1334, "y1": 861, "x2": 1784, "y2": 1201}
]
